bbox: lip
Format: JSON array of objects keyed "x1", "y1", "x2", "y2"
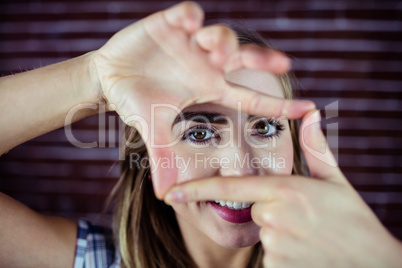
[{"x1": 208, "y1": 201, "x2": 253, "y2": 224}]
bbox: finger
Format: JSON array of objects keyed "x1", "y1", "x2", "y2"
[
  {"x1": 260, "y1": 227, "x2": 294, "y2": 256},
  {"x1": 225, "y1": 44, "x2": 291, "y2": 75},
  {"x1": 143, "y1": 107, "x2": 182, "y2": 199},
  {"x1": 147, "y1": 145, "x2": 178, "y2": 200},
  {"x1": 260, "y1": 227, "x2": 298, "y2": 267},
  {"x1": 162, "y1": 1, "x2": 204, "y2": 33},
  {"x1": 122, "y1": 99, "x2": 181, "y2": 200},
  {"x1": 252, "y1": 202, "x2": 308, "y2": 235},
  {"x1": 164, "y1": 176, "x2": 303, "y2": 204},
  {"x1": 220, "y1": 83, "x2": 316, "y2": 120},
  {"x1": 252, "y1": 202, "x2": 283, "y2": 228},
  {"x1": 195, "y1": 24, "x2": 239, "y2": 67},
  {"x1": 300, "y1": 110, "x2": 346, "y2": 183}
]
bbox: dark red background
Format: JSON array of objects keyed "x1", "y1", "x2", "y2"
[{"x1": 0, "y1": 0, "x2": 401, "y2": 239}]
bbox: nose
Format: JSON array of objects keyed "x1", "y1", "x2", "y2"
[{"x1": 217, "y1": 143, "x2": 259, "y2": 177}]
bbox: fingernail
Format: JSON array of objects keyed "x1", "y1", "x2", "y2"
[
  {"x1": 287, "y1": 100, "x2": 316, "y2": 118},
  {"x1": 311, "y1": 110, "x2": 321, "y2": 131},
  {"x1": 300, "y1": 100, "x2": 316, "y2": 113},
  {"x1": 310, "y1": 110, "x2": 327, "y2": 153},
  {"x1": 165, "y1": 190, "x2": 185, "y2": 204}
]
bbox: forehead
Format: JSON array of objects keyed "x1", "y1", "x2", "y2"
[
  {"x1": 225, "y1": 69, "x2": 285, "y2": 99},
  {"x1": 180, "y1": 69, "x2": 285, "y2": 116}
]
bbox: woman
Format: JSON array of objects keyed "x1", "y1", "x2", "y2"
[{"x1": 0, "y1": 2, "x2": 400, "y2": 267}]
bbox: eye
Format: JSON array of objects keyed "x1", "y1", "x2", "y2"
[
  {"x1": 250, "y1": 118, "x2": 284, "y2": 140},
  {"x1": 181, "y1": 125, "x2": 218, "y2": 145},
  {"x1": 254, "y1": 120, "x2": 276, "y2": 135},
  {"x1": 189, "y1": 128, "x2": 212, "y2": 141}
]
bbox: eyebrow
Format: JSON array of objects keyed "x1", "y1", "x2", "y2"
[
  {"x1": 172, "y1": 111, "x2": 228, "y2": 127},
  {"x1": 248, "y1": 114, "x2": 280, "y2": 121},
  {"x1": 247, "y1": 114, "x2": 258, "y2": 120}
]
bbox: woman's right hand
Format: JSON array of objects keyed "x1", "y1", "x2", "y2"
[{"x1": 90, "y1": 2, "x2": 315, "y2": 199}]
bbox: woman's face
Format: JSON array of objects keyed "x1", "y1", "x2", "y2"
[{"x1": 168, "y1": 69, "x2": 294, "y2": 249}]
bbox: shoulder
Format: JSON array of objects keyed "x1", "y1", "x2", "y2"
[{"x1": 74, "y1": 219, "x2": 120, "y2": 268}]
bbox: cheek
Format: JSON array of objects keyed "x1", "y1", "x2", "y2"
[
  {"x1": 170, "y1": 202, "x2": 190, "y2": 217},
  {"x1": 171, "y1": 145, "x2": 218, "y2": 184},
  {"x1": 256, "y1": 130, "x2": 294, "y2": 175}
]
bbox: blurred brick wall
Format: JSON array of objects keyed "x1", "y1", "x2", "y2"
[{"x1": 0, "y1": 0, "x2": 401, "y2": 238}]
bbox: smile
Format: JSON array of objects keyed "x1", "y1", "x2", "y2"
[
  {"x1": 209, "y1": 201, "x2": 254, "y2": 224},
  {"x1": 214, "y1": 200, "x2": 254, "y2": 210}
]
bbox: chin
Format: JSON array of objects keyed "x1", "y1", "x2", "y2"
[{"x1": 210, "y1": 224, "x2": 261, "y2": 249}]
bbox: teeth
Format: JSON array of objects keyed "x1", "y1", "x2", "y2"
[
  {"x1": 214, "y1": 200, "x2": 254, "y2": 210},
  {"x1": 233, "y1": 201, "x2": 241, "y2": 209}
]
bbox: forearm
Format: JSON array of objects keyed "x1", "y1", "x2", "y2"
[{"x1": 0, "y1": 51, "x2": 102, "y2": 155}]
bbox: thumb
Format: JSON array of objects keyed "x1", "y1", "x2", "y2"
[
  {"x1": 300, "y1": 110, "x2": 345, "y2": 183},
  {"x1": 144, "y1": 105, "x2": 181, "y2": 200},
  {"x1": 147, "y1": 144, "x2": 178, "y2": 200},
  {"x1": 122, "y1": 103, "x2": 180, "y2": 200}
]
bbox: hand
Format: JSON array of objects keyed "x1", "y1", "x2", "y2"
[
  {"x1": 164, "y1": 110, "x2": 402, "y2": 267},
  {"x1": 89, "y1": 2, "x2": 315, "y2": 198}
]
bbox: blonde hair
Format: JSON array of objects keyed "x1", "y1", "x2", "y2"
[{"x1": 108, "y1": 26, "x2": 305, "y2": 268}]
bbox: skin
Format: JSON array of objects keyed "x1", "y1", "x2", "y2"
[
  {"x1": 168, "y1": 70, "x2": 293, "y2": 267},
  {"x1": 165, "y1": 109, "x2": 402, "y2": 267},
  {"x1": 1, "y1": 2, "x2": 400, "y2": 267},
  {"x1": 0, "y1": 2, "x2": 313, "y2": 267},
  {"x1": 93, "y1": 2, "x2": 315, "y2": 199}
]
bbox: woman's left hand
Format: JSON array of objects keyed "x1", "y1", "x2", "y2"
[{"x1": 164, "y1": 110, "x2": 402, "y2": 267}]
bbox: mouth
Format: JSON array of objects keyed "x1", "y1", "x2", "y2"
[
  {"x1": 213, "y1": 200, "x2": 254, "y2": 210},
  {"x1": 208, "y1": 200, "x2": 254, "y2": 224}
]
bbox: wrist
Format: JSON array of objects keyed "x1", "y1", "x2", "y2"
[{"x1": 76, "y1": 51, "x2": 104, "y2": 106}]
